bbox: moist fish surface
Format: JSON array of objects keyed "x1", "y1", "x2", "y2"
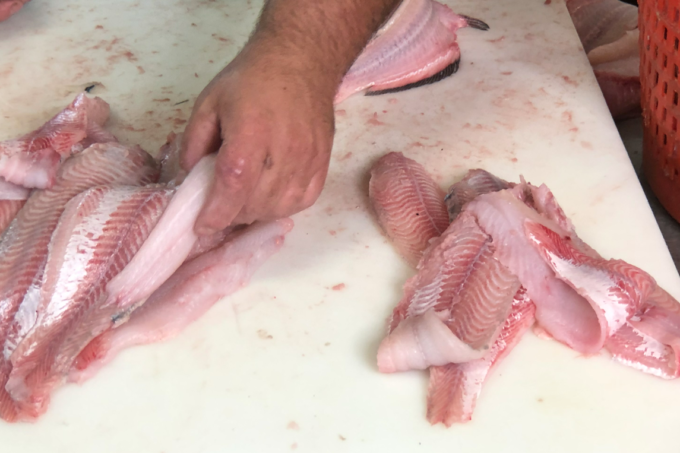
[
  {"x1": 369, "y1": 152, "x2": 449, "y2": 267},
  {"x1": 6, "y1": 186, "x2": 173, "y2": 419},
  {"x1": 0, "y1": 94, "x2": 113, "y2": 189},
  {"x1": 70, "y1": 219, "x2": 293, "y2": 384},
  {"x1": 0, "y1": 143, "x2": 158, "y2": 422},
  {"x1": 335, "y1": 0, "x2": 488, "y2": 103},
  {"x1": 0, "y1": 200, "x2": 25, "y2": 236},
  {"x1": 445, "y1": 169, "x2": 512, "y2": 221}
]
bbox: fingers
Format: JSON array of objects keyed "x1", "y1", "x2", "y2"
[
  {"x1": 181, "y1": 105, "x2": 222, "y2": 171},
  {"x1": 194, "y1": 139, "x2": 265, "y2": 235}
]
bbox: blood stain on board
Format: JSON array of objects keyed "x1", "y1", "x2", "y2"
[
  {"x1": 562, "y1": 75, "x2": 578, "y2": 86},
  {"x1": 137, "y1": 66, "x2": 145, "y2": 74},
  {"x1": 332, "y1": 283, "x2": 346, "y2": 291},
  {"x1": 287, "y1": 421, "x2": 300, "y2": 430},
  {"x1": 367, "y1": 112, "x2": 385, "y2": 126}
]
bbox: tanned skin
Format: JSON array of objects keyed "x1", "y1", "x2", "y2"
[{"x1": 181, "y1": 0, "x2": 402, "y2": 235}]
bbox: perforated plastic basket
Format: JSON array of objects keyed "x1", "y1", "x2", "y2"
[{"x1": 641, "y1": 0, "x2": 680, "y2": 221}]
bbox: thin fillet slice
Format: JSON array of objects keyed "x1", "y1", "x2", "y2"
[
  {"x1": 335, "y1": 0, "x2": 488, "y2": 102},
  {"x1": 427, "y1": 288, "x2": 535, "y2": 426},
  {"x1": 369, "y1": 152, "x2": 449, "y2": 267},
  {"x1": 377, "y1": 212, "x2": 520, "y2": 373},
  {"x1": 464, "y1": 187, "x2": 605, "y2": 353},
  {"x1": 0, "y1": 143, "x2": 158, "y2": 422},
  {"x1": 0, "y1": 94, "x2": 112, "y2": 189},
  {"x1": 0, "y1": 200, "x2": 25, "y2": 236},
  {"x1": 6, "y1": 186, "x2": 173, "y2": 419},
  {"x1": 445, "y1": 169, "x2": 512, "y2": 222},
  {"x1": 69, "y1": 219, "x2": 294, "y2": 384}
]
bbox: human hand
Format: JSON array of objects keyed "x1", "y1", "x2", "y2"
[{"x1": 181, "y1": 43, "x2": 336, "y2": 236}]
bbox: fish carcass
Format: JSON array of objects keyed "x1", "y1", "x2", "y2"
[{"x1": 335, "y1": 0, "x2": 489, "y2": 103}]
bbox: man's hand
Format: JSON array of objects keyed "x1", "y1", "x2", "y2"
[{"x1": 182, "y1": 0, "x2": 402, "y2": 236}]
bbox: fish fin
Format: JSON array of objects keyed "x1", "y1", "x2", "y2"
[
  {"x1": 365, "y1": 59, "x2": 460, "y2": 97},
  {"x1": 460, "y1": 15, "x2": 490, "y2": 31}
]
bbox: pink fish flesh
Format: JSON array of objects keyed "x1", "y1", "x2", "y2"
[
  {"x1": 104, "y1": 155, "x2": 216, "y2": 315},
  {"x1": 0, "y1": 94, "x2": 113, "y2": 189},
  {"x1": 0, "y1": 179, "x2": 30, "y2": 201},
  {"x1": 445, "y1": 169, "x2": 512, "y2": 221},
  {"x1": 69, "y1": 219, "x2": 293, "y2": 384},
  {"x1": 0, "y1": 0, "x2": 27, "y2": 22},
  {"x1": 369, "y1": 152, "x2": 449, "y2": 267},
  {"x1": 6, "y1": 186, "x2": 173, "y2": 419},
  {"x1": 427, "y1": 288, "x2": 535, "y2": 426},
  {"x1": 0, "y1": 143, "x2": 158, "y2": 422},
  {"x1": 335, "y1": 0, "x2": 488, "y2": 103},
  {"x1": 377, "y1": 212, "x2": 520, "y2": 373},
  {"x1": 0, "y1": 201, "x2": 25, "y2": 236},
  {"x1": 566, "y1": 0, "x2": 640, "y2": 120}
]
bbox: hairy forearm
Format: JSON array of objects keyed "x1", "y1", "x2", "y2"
[{"x1": 243, "y1": 0, "x2": 403, "y2": 92}]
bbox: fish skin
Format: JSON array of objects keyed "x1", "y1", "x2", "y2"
[
  {"x1": 335, "y1": 0, "x2": 488, "y2": 103},
  {"x1": 377, "y1": 212, "x2": 520, "y2": 373},
  {"x1": 6, "y1": 186, "x2": 173, "y2": 418},
  {"x1": 464, "y1": 187, "x2": 605, "y2": 354},
  {"x1": 0, "y1": 94, "x2": 112, "y2": 189},
  {"x1": 105, "y1": 155, "x2": 216, "y2": 316},
  {"x1": 445, "y1": 169, "x2": 512, "y2": 222},
  {"x1": 0, "y1": 143, "x2": 158, "y2": 422},
  {"x1": 369, "y1": 152, "x2": 449, "y2": 267},
  {"x1": 69, "y1": 219, "x2": 293, "y2": 384},
  {"x1": 427, "y1": 288, "x2": 535, "y2": 426},
  {"x1": 0, "y1": 200, "x2": 25, "y2": 236}
]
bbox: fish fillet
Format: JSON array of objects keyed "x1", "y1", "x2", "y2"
[
  {"x1": 377, "y1": 212, "x2": 520, "y2": 373},
  {"x1": 0, "y1": 94, "x2": 112, "y2": 189},
  {"x1": 335, "y1": 0, "x2": 488, "y2": 103},
  {"x1": 105, "y1": 155, "x2": 216, "y2": 315},
  {"x1": 369, "y1": 152, "x2": 449, "y2": 267},
  {"x1": 445, "y1": 169, "x2": 512, "y2": 222},
  {"x1": 0, "y1": 200, "x2": 25, "y2": 236},
  {"x1": 0, "y1": 143, "x2": 158, "y2": 422},
  {"x1": 6, "y1": 186, "x2": 173, "y2": 418},
  {"x1": 427, "y1": 288, "x2": 535, "y2": 426},
  {"x1": 69, "y1": 219, "x2": 293, "y2": 384}
]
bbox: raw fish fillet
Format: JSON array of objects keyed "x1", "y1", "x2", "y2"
[
  {"x1": 105, "y1": 155, "x2": 216, "y2": 315},
  {"x1": 377, "y1": 212, "x2": 520, "y2": 373},
  {"x1": 0, "y1": 143, "x2": 158, "y2": 422},
  {"x1": 369, "y1": 152, "x2": 449, "y2": 267},
  {"x1": 0, "y1": 0, "x2": 27, "y2": 22},
  {"x1": 0, "y1": 178, "x2": 30, "y2": 201},
  {"x1": 0, "y1": 200, "x2": 24, "y2": 236},
  {"x1": 445, "y1": 169, "x2": 512, "y2": 221},
  {"x1": 157, "y1": 132, "x2": 187, "y2": 186},
  {"x1": 0, "y1": 94, "x2": 113, "y2": 189},
  {"x1": 427, "y1": 288, "x2": 535, "y2": 426},
  {"x1": 566, "y1": 0, "x2": 640, "y2": 120},
  {"x1": 69, "y1": 219, "x2": 293, "y2": 383},
  {"x1": 335, "y1": 0, "x2": 488, "y2": 103},
  {"x1": 464, "y1": 187, "x2": 606, "y2": 354},
  {"x1": 6, "y1": 186, "x2": 173, "y2": 418}
]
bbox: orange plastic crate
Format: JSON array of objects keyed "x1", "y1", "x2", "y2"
[{"x1": 641, "y1": 0, "x2": 680, "y2": 222}]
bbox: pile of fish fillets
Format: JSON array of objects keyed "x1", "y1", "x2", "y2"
[
  {"x1": 0, "y1": 94, "x2": 293, "y2": 422},
  {"x1": 369, "y1": 153, "x2": 680, "y2": 427}
]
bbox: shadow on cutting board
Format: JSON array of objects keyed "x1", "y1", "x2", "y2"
[{"x1": 618, "y1": 118, "x2": 680, "y2": 274}]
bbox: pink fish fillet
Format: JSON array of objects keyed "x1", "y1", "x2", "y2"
[
  {"x1": 0, "y1": 0, "x2": 27, "y2": 22},
  {"x1": 335, "y1": 0, "x2": 488, "y2": 103},
  {"x1": 0, "y1": 200, "x2": 25, "y2": 236},
  {"x1": 0, "y1": 93, "x2": 113, "y2": 189},
  {"x1": 69, "y1": 219, "x2": 294, "y2": 384},
  {"x1": 104, "y1": 155, "x2": 216, "y2": 314},
  {"x1": 377, "y1": 212, "x2": 521, "y2": 373},
  {"x1": 0, "y1": 143, "x2": 158, "y2": 422},
  {"x1": 369, "y1": 152, "x2": 449, "y2": 267},
  {"x1": 6, "y1": 186, "x2": 173, "y2": 419},
  {"x1": 464, "y1": 186, "x2": 606, "y2": 354},
  {"x1": 445, "y1": 169, "x2": 513, "y2": 222},
  {"x1": 427, "y1": 288, "x2": 535, "y2": 426}
]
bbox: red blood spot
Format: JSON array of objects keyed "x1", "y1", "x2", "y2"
[
  {"x1": 562, "y1": 75, "x2": 578, "y2": 86},
  {"x1": 329, "y1": 230, "x2": 337, "y2": 236},
  {"x1": 332, "y1": 283, "x2": 346, "y2": 291},
  {"x1": 367, "y1": 112, "x2": 385, "y2": 126},
  {"x1": 382, "y1": 110, "x2": 388, "y2": 113},
  {"x1": 488, "y1": 35, "x2": 505, "y2": 43},
  {"x1": 511, "y1": 157, "x2": 518, "y2": 162},
  {"x1": 411, "y1": 142, "x2": 424, "y2": 147},
  {"x1": 462, "y1": 123, "x2": 471, "y2": 128},
  {"x1": 95, "y1": 24, "x2": 103, "y2": 29},
  {"x1": 136, "y1": 66, "x2": 145, "y2": 74},
  {"x1": 501, "y1": 71, "x2": 513, "y2": 75}
]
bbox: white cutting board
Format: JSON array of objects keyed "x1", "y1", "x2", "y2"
[{"x1": 1, "y1": 0, "x2": 679, "y2": 451}]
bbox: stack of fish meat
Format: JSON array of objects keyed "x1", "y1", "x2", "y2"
[{"x1": 369, "y1": 153, "x2": 680, "y2": 426}]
